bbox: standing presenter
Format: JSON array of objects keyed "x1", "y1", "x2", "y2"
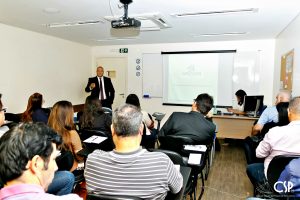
[{"x1": 85, "y1": 66, "x2": 115, "y2": 109}]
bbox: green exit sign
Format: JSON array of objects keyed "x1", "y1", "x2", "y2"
[{"x1": 119, "y1": 48, "x2": 128, "y2": 53}]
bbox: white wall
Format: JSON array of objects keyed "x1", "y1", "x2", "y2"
[
  {"x1": 92, "y1": 39, "x2": 276, "y2": 124},
  {"x1": 0, "y1": 23, "x2": 92, "y2": 113},
  {"x1": 275, "y1": 13, "x2": 300, "y2": 97}
]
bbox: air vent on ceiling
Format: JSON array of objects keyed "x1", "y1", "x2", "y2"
[
  {"x1": 171, "y1": 8, "x2": 258, "y2": 17},
  {"x1": 104, "y1": 13, "x2": 171, "y2": 31},
  {"x1": 45, "y1": 20, "x2": 104, "y2": 28}
]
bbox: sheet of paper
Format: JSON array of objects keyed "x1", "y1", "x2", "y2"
[
  {"x1": 188, "y1": 153, "x2": 202, "y2": 165},
  {"x1": 184, "y1": 145, "x2": 207, "y2": 152},
  {"x1": 83, "y1": 135, "x2": 107, "y2": 144}
]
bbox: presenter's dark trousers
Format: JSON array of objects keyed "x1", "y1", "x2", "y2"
[{"x1": 101, "y1": 99, "x2": 112, "y2": 109}]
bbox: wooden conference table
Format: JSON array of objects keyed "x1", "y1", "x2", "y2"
[{"x1": 212, "y1": 114, "x2": 259, "y2": 139}]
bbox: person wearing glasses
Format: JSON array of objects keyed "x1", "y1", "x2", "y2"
[{"x1": 0, "y1": 94, "x2": 9, "y2": 137}]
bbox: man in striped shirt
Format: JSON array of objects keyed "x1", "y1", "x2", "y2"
[{"x1": 85, "y1": 104, "x2": 183, "y2": 199}]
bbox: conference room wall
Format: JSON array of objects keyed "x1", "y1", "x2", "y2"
[
  {"x1": 274, "y1": 13, "x2": 300, "y2": 98},
  {"x1": 0, "y1": 23, "x2": 92, "y2": 113},
  {"x1": 92, "y1": 39, "x2": 275, "y2": 124}
]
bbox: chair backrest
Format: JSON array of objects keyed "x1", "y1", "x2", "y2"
[
  {"x1": 158, "y1": 135, "x2": 195, "y2": 156},
  {"x1": 55, "y1": 150, "x2": 74, "y2": 171},
  {"x1": 102, "y1": 107, "x2": 112, "y2": 116},
  {"x1": 87, "y1": 193, "x2": 142, "y2": 200},
  {"x1": 4, "y1": 113, "x2": 21, "y2": 123},
  {"x1": 267, "y1": 155, "x2": 300, "y2": 191},
  {"x1": 148, "y1": 148, "x2": 185, "y2": 165}
]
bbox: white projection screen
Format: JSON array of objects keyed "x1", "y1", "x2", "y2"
[{"x1": 162, "y1": 50, "x2": 236, "y2": 106}]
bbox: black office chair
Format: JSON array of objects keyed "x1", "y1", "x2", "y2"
[
  {"x1": 158, "y1": 135, "x2": 194, "y2": 157},
  {"x1": 56, "y1": 150, "x2": 74, "y2": 171},
  {"x1": 87, "y1": 192, "x2": 142, "y2": 200},
  {"x1": 102, "y1": 107, "x2": 112, "y2": 116},
  {"x1": 158, "y1": 135, "x2": 208, "y2": 200},
  {"x1": 152, "y1": 112, "x2": 166, "y2": 132},
  {"x1": 4, "y1": 113, "x2": 21, "y2": 123},
  {"x1": 79, "y1": 128, "x2": 114, "y2": 152},
  {"x1": 151, "y1": 112, "x2": 166, "y2": 147},
  {"x1": 267, "y1": 155, "x2": 300, "y2": 199}
]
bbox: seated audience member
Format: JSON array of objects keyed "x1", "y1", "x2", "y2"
[
  {"x1": 85, "y1": 104, "x2": 183, "y2": 199},
  {"x1": 0, "y1": 93, "x2": 9, "y2": 137},
  {"x1": 48, "y1": 101, "x2": 83, "y2": 172},
  {"x1": 244, "y1": 102, "x2": 289, "y2": 164},
  {"x1": 159, "y1": 93, "x2": 216, "y2": 144},
  {"x1": 21, "y1": 92, "x2": 50, "y2": 123},
  {"x1": 47, "y1": 170, "x2": 75, "y2": 196},
  {"x1": 125, "y1": 93, "x2": 156, "y2": 148},
  {"x1": 0, "y1": 94, "x2": 75, "y2": 196},
  {"x1": 252, "y1": 90, "x2": 291, "y2": 136},
  {"x1": 247, "y1": 97, "x2": 300, "y2": 190},
  {"x1": 276, "y1": 157, "x2": 300, "y2": 198},
  {"x1": 0, "y1": 122, "x2": 82, "y2": 200},
  {"x1": 227, "y1": 89, "x2": 247, "y2": 115},
  {"x1": 80, "y1": 95, "x2": 111, "y2": 135}
]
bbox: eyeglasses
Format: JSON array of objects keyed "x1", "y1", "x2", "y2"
[{"x1": 0, "y1": 108, "x2": 6, "y2": 113}]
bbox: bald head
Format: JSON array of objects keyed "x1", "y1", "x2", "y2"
[
  {"x1": 96, "y1": 66, "x2": 104, "y2": 77},
  {"x1": 275, "y1": 90, "x2": 291, "y2": 105},
  {"x1": 289, "y1": 97, "x2": 300, "y2": 114}
]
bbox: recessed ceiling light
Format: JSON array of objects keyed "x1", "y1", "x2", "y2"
[
  {"x1": 43, "y1": 8, "x2": 60, "y2": 14},
  {"x1": 191, "y1": 32, "x2": 249, "y2": 37},
  {"x1": 95, "y1": 37, "x2": 138, "y2": 42},
  {"x1": 171, "y1": 8, "x2": 258, "y2": 17},
  {"x1": 45, "y1": 20, "x2": 104, "y2": 28}
]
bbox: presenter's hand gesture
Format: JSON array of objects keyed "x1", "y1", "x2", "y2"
[{"x1": 90, "y1": 83, "x2": 96, "y2": 90}]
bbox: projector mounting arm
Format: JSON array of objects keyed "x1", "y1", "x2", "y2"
[{"x1": 122, "y1": 4, "x2": 129, "y2": 20}]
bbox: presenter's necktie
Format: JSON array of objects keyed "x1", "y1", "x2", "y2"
[{"x1": 99, "y1": 78, "x2": 104, "y2": 100}]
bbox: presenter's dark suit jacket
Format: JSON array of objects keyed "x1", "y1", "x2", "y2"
[
  {"x1": 159, "y1": 111, "x2": 216, "y2": 144},
  {"x1": 85, "y1": 76, "x2": 115, "y2": 108}
]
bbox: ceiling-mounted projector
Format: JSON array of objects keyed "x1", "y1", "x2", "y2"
[
  {"x1": 111, "y1": 18, "x2": 141, "y2": 28},
  {"x1": 111, "y1": 0, "x2": 141, "y2": 29}
]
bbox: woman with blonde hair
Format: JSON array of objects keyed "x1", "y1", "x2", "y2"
[
  {"x1": 21, "y1": 92, "x2": 49, "y2": 123},
  {"x1": 48, "y1": 100, "x2": 83, "y2": 172}
]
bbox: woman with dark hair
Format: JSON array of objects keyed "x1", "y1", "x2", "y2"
[
  {"x1": 48, "y1": 100, "x2": 83, "y2": 172},
  {"x1": 228, "y1": 89, "x2": 247, "y2": 115},
  {"x1": 244, "y1": 101, "x2": 290, "y2": 164},
  {"x1": 21, "y1": 92, "x2": 49, "y2": 123},
  {"x1": 80, "y1": 95, "x2": 112, "y2": 135},
  {"x1": 0, "y1": 96, "x2": 75, "y2": 195},
  {"x1": 125, "y1": 94, "x2": 155, "y2": 148},
  {"x1": 276, "y1": 102, "x2": 289, "y2": 126}
]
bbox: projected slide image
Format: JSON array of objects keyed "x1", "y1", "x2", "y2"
[{"x1": 166, "y1": 54, "x2": 219, "y2": 104}]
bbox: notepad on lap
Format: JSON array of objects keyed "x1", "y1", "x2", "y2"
[{"x1": 188, "y1": 153, "x2": 202, "y2": 165}]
